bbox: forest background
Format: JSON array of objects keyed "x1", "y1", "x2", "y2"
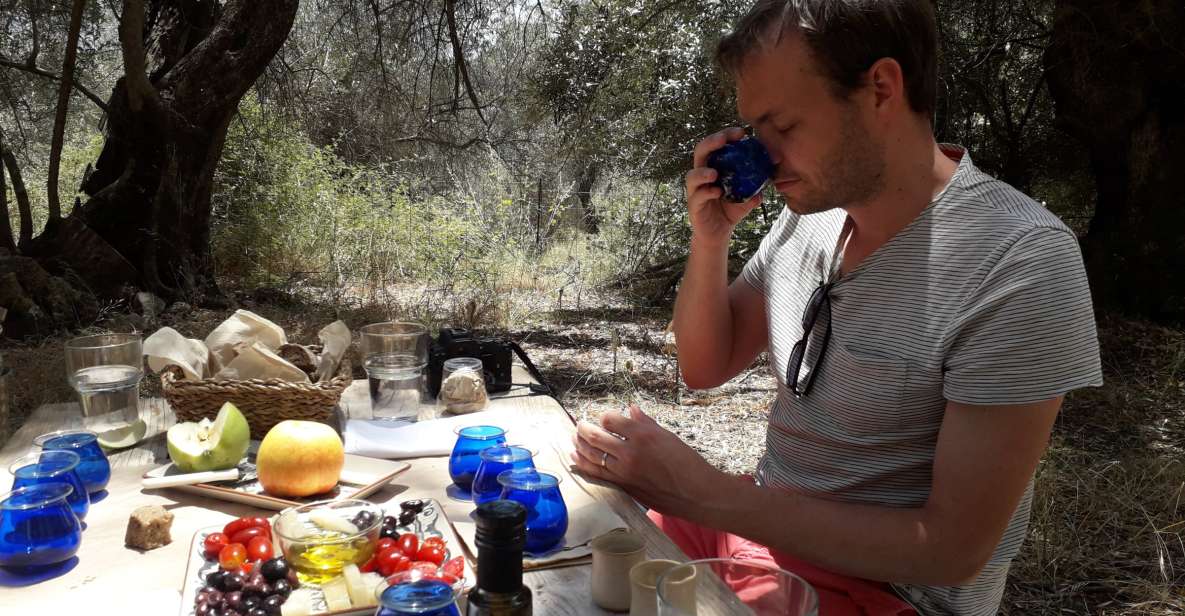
[{"x1": 1, "y1": 1, "x2": 1183, "y2": 613}]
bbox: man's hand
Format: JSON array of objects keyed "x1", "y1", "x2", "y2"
[
  {"x1": 687, "y1": 127, "x2": 764, "y2": 248},
  {"x1": 569, "y1": 404, "x2": 728, "y2": 519}
]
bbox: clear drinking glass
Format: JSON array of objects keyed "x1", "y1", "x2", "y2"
[
  {"x1": 360, "y1": 322, "x2": 429, "y2": 422},
  {"x1": 656, "y1": 558, "x2": 819, "y2": 616},
  {"x1": 64, "y1": 333, "x2": 145, "y2": 449}
]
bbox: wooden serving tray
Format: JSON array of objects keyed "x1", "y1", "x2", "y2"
[{"x1": 144, "y1": 443, "x2": 409, "y2": 510}]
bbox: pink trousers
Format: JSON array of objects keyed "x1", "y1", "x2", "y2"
[{"x1": 648, "y1": 511, "x2": 918, "y2": 616}]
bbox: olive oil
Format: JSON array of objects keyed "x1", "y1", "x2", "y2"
[{"x1": 287, "y1": 529, "x2": 375, "y2": 584}]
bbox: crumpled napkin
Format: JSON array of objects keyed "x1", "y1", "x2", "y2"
[
  {"x1": 143, "y1": 326, "x2": 209, "y2": 381},
  {"x1": 343, "y1": 410, "x2": 505, "y2": 458},
  {"x1": 215, "y1": 341, "x2": 310, "y2": 383},
  {"x1": 204, "y1": 309, "x2": 287, "y2": 369},
  {"x1": 315, "y1": 320, "x2": 351, "y2": 382}
]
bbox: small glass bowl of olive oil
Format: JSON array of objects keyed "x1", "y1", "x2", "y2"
[{"x1": 273, "y1": 498, "x2": 383, "y2": 584}]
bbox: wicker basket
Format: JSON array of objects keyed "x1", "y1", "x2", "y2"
[{"x1": 161, "y1": 361, "x2": 353, "y2": 437}]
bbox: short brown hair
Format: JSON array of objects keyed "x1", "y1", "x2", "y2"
[{"x1": 716, "y1": 0, "x2": 938, "y2": 117}]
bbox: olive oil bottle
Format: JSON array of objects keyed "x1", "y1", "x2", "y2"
[{"x1": 466, "y1": 500, "x2": 532, "y2": 616}]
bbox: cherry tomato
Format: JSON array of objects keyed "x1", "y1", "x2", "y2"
[
  {"x1": 375, "y1": 538, "x2": 397, "y2": 555},
  {"x1": 409, "y1": 561, "x2": 440, "y2": 577},
  {"x1": 441, "y1": 557, "x2": 464, "y2": 580},
  {"x1": 360, "y1": 555, "x2": 379, "y2": 573},
  {"x1": 422, "y1": 536, "x2": 446, "y2": 549},
  {"x1": 219, "y1": 543, "x2": 248, "y2": 571},
  {"x1": 415, "y1": 544, "x2": 446, "y2": 566},
  {"x1": 397, "y1": 533, "x2": 419, "y2": 558},
  {"x1": 223, "y1": 516, "x2": 270, "y2": 539},
  {"x1": 203, "y1": 532, "x2": 229, "y2": 560},
  {"x1": 230, "y1": 526, "x2": 268, "y2": 546},
  {"x1": 377, "y1": 549, "x2": 411, "y2": 576},
  {"x1": 240, "y1": 560, "x2": 255, "y2": 575},
  {"x1": 246, "y1": 536, "x2": 274, "y2": 562}
]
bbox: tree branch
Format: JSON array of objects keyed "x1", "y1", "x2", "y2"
[
  {"x1": 1017, "y1": 70, "x2": 1048, "y2": 134},
  {"x1": 391, "y1": 134, "x2": 529, "y2": 150},
  {"x1": 0, "y1": 133, "x2": 15, "y2": 252},
  {"x1": 26, "y1": 0, "x2": 40, "y2": 67},
  {"x1": 0, "y1": 56, "x2": 109, "y2": 112},
  {"x1": 47, "y1": 0, "x2": 87, "y2": 223},
  {"x1": 445, "y1": 0, "x2": 487, "y2": 126},
  {"x1": 156, "y1": 0, "x2": 298, "y2": 111},
  {"x1": 368, "y1": 0, "x2": 391, "y2": 95},
  {"x1": 118, "y1": 0, "x2": 163, "y2": 115},
  {"x1": 392, "y1": 134, "x2": 491, "y2": 149},
  {"x1": 0, "y1": 129, "x2": 33, "y2": 249}
]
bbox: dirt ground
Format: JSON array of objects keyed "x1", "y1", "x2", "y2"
[{"x1": 2, "y1": 288, "x2": 1183, "y2": 615}]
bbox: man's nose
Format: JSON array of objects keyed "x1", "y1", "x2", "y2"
[{"x1": 761, "y1": 139, "x2": 782, "y2": 168}]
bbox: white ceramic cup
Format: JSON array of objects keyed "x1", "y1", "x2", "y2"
[
  {"x1": 630, "y1": 559, "x2": 697, "y2": 616},
  {"x1": 590, "y1": 529, "x2": 648, "y2": 612}
]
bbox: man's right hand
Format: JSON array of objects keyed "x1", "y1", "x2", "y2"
[{"x1": 686, "y1": 127, "x2": 764, "y2": 248}]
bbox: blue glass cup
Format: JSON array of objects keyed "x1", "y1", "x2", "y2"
[
  {"x1": 707, "y1": 136, "x2": 774, "y2": 202},
  {"x1": 8, "y1": 450, "x2": 89, "y2": 521},
  {"x1": 375, "y1": 571, "x2": 462, "y2": 616},
  {"x1": 471, "y1": 445, "x2": 536, "y2": 506},
  {"x1": 0, "y1": 483, "x2": 83, "y2": 571},
  {"x1": 497, "y1": 469, "x2": 568, "y2": 554},
  {"x1": 448, "y1": 426, "x2": 507, "y2": 492},
  {"x1": 35, "y1": 430, "x2": 111, "y2": 495}
]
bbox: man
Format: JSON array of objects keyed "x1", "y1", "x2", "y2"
[{"x1": 568, "y1": 1, "x2": 1102, "y2": 615}]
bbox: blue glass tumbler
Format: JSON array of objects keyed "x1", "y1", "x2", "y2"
[
  {"x1": 448, "y1": 426, "x2": 507, "y2": 492},
  {"x1": 36, "y1": 430, "x2": 111, "y2": 495},
  {"x1": 471, "y1": 445, "x2": 536, "y2": 506},
  {"x1": 375, "y1": 571, "x2": 461, "y2": 616},
  {"x1": 497, "y1": 469, "x2": 568, "y2": 554},
  {"x1": 8, "y1": 450, "x2": 89, "y2": 522},
  {"x1": 707, "y1": 136, "x2": 774, "y2": 202},
  {"x1": 0, "y1": 483, "x2": 83, "y2": 571}
]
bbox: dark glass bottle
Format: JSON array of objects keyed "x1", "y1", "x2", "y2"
[{"x1": 466, "y1": 500, "x2": 532, "y2": 616}]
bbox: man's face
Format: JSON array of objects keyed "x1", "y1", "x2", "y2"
[{"x1": 736, "y1": 32, "x2": 886, "y2": 215}]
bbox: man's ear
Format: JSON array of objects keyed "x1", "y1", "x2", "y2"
[{"x1": 867, "y1": 57, "x2": 905, "y2": 114}]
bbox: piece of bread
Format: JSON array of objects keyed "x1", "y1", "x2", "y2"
[{"x1": 125, "y1": 504, "x2": 174, "y2": 550}]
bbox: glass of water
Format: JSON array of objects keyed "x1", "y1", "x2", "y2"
[
  {"x1": 360, "y1": 322, "x2": 429, "y2": 422},
  {"x1": 64, "y1": 333, "x2": 145, "y2": 449}
]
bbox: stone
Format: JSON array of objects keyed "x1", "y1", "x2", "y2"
[{"x1": 135, "y1": 291, "x2": 166, "y2": 319}]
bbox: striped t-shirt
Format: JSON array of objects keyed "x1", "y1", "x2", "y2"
[{"x1": 740, "y1": 146, "x2": 1102, "y2": 615}]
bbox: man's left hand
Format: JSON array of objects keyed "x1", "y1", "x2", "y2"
[{"x1": 570, "y1": 404, "x2": 728, "y2": 521}]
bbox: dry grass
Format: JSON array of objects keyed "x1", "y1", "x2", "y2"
[
  {"x1": 1002, "y1": 316, "x2": 1185, "y2": 615},
  {"x1": 2, "y1": 290, "x2": 1182, "y2": 615}
]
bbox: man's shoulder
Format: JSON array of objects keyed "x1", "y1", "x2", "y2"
[{"x1": 942, "y1": 159, "x2": 1074, "y2": 241}]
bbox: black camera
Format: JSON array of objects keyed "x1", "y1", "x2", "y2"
[{"x1": 427, "y1": 328, "x2": 515, "y2": 396}]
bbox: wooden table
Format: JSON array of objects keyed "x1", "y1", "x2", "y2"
[{"x1": 0, "y1": 370, "x2": 735, "y2": 614}]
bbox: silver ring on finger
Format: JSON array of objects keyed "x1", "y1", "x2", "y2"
[{"x1": 601, "y1": 450, "x2": 609, "y2": 468}]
